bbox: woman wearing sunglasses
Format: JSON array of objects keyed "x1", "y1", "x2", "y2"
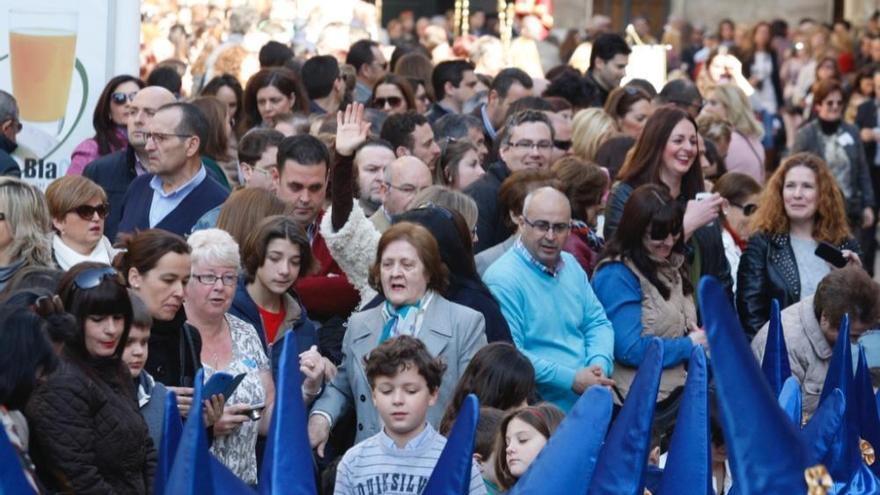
[
  {"x1": 370, "y1": 74, "x2": 415, "y2": 116},
  {"x1": 45, "y1": 176, "x2": 118, "y2": 271},
  {"x1": 68, "y1": 75, "x2": 145, "y2": 175},
  {"x1": 712, "y1": 172, "x2": 762, "y2": 292},
  {"x1": 737, "y1": 153, "x2": 862, "y2": 338},
  {"x1": 26, "y1": 263, "x2": 156, "y2": 494},
  {"x1": 592, "y1": 185, "x2": 706, "y2": 424}
]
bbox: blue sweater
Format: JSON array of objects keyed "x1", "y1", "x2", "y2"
[
  {"x1": 591, "y1": 262, "x2": 693, "y2": 369},
  {"x1": 116, "y1": 172, "x2": 228, "y2": 238},
  {"x1": 484, "y1": 248, "x2": 614, "y2": 412}
]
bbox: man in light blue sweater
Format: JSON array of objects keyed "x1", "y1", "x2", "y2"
[{"x1": 484, "y1": 187, "x2": 615, "y2": 412}]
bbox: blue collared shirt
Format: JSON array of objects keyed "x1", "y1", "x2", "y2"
[
  {"x1": 480, "y1": 104, "x2": 497, "y2": 140},
  {"x1": 148, "y1": 165, "x2": 207, "y2": 227},
  {"x1": 513, "y1": 238, "x2": 564, "y2": 278},
  {"x1": 354, "y1": 81, "x2": 372, "y2": 104},
  {"x1": 377, "y1": 422, "x2": 435, "y2": 451}
]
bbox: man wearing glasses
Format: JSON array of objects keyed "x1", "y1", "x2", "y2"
[
  {"x1": 485, "y1": 187, "x2": 615, "y2": 413},
  {"x1": 84, "y1": 86, "x2": 177, "y2": 240},
  {"x1": 369, "y1": 156, "x2": 432, "y2": 233},
  {"x1": 117, "y1": 102, "x2": 229, "y2": 237},
  {"x1": 0, "y1": 90, "x2": 22, "y2": 178},
  {"x1": 466, "y1": 109, "x2": 554, "y2": 252}
]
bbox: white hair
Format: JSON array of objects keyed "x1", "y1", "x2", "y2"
[{"x1": 187, "y1": 228, "x2": 240, "y2": 270}]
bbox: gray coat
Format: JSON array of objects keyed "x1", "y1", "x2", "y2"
[{"x1": 311, "y1": 294, "x2": 487, "y2": 444}]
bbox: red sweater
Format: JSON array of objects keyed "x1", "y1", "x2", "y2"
[{"x1": 294, "y1": 212, "x2": 360, "y2": 321}]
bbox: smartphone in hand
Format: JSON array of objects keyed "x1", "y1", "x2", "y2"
[{"x1": 814, "y1": 241, "x2": 848, "y2": 268}]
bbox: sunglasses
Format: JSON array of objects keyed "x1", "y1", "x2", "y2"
[
  {"x1": 73, "y1": 266, "x2": 118, "y2": 290},
  {"x1": 111, "y1": 91, "x2": 138, "y2": 105},
  {"x1": 373, "y1": 96, "x2": 403, "y2": 108},
  {"x1": 730, "y1": 201, "x2": 758, "y2": 216},
  {"x1": 69, "y1": 203, "x2": 110, "y2": 221},
  {"x1": 648, "y1": 222, "x2": 683, "y2": 241},
  {"x1": 554, "y1": 140, "x2": 572, "y2": 151}
]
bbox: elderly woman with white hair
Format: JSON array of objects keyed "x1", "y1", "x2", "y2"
[{"x1": 184, "y1": 228, "x2": 275, "y2": 485}]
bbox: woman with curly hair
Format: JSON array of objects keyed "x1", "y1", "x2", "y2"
[{"x1": 736, "y1": 152, "x2": 861, "y2": 338}]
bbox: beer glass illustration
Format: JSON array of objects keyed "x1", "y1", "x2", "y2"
[{"x1": 9, "y1": 9, "x2": 78, "y2": 136}]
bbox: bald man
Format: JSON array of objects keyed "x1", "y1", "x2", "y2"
[
  {"x1": 484, "y1": 187, "x2": 615, "y2": 412},
  {"x1": 84, "y1": 86, "x2": 177, "y2": 240},
  {"x1": 368, "y1": 156, "x2": 433, "y2": 233}
]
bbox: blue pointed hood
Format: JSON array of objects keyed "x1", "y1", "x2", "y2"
[
  {"x1": 657, "y1": 345, "x2": 712, "y2": 495},
  {"x1": 165, "y1": 369, "x2": 256, "y2": 495},
  {"x1": 762, "y1": 299, "x2": 792, "y2": 398},
  {"x1": 819, "y1": 315, "x2": 862, "y2": 482},
  {"x1": 424, "y1": 394, "x2": 480, "y2": 495},
  {"x1": 508, "y1": 386, "x2": 613, "y2": 495},
  {"x1": 155, "y1": 391, "x2": 184, "y2": 494},
  {"x1": 0, "y1": 414, "x2": 35, "y2": 494},
  {"x1": 589, "y1": 338, "x2": 664, "y2": 495},
  {"x1": 258, "y1": 332, "x2": 317, "y2": 495},
  {"x1": 855, "y1": 346, "x2": 880, "y2": 478},
  {"x1": 803, "y1": 388, "x2": 845, "y2": 465},
  {"x1": 698, "y1": 276, "x2": 811, "y2": 494},
  {"x1": 778, "y1": 376, "x2": 802, "y2": 427}
]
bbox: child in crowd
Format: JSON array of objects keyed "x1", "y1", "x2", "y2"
[
  {"x1": 122, "y1": 291, "x2": 168, "y2": 450},
  {"x1": 493, "y1": 403, "x2": 565, "y2": 491},
  {"x1": 472, "y1": 407, "x2": 505, "y2": 495},
  {"x1": 334, "y1": 335, "x2": 486, "y2": 495}
]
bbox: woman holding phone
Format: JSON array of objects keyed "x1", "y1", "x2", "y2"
[{"x1": 737, "y1": 152, "x2": 861, "y2": 338}]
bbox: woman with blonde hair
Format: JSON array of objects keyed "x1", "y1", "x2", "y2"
[
  {"x1": 45, "y1": 176, "x2": 118, "y2": 270},
  {"x1": 0, "y1": 178, "x2": 52, "y2": 289},
  {"x1": 702, "y1": 83, "x2": 766, "y2": 182},
  {"x1": 572, "y1": 108, "x2": 617, "y2": 162},
  {"x1": 737, "y1": 152, "x2": 860, "y2": 337}
]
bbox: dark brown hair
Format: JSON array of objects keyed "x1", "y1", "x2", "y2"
[
  {"x1": 371, "y1": 74, "x2": 416, "y2": 111},
  {"x1": 597, "y1": 184, "x2": 691, "y2": 299},
  {"x1": 712, "y1": 172, "x2": 762, "y2": 208},
  {"x1": 811, "y1": 78, "x2": 844, "y2": 111},
  {"x1": 603, "y1": 85, "x2": 651, "y2": 121},
  {"x1": 814, "y1": 267, "x2": 880, "y2": 332},
  {"x1": 243, "y1": 68, "x2": 310, "y2": 129},
  {"x1": 114, "y1": 229, "x2": 191, "y2": 285},
  {"x1": 241, "y1": 215, "x2": 316, "y2": 284},
  {"x1": 437, "y1": 139, "x2": 479, "y2": 187},
  {"x1": 551, "y1": 156, "x2": 609, "y2": 222},
  {"x1": 190, "y1": 96, "x2": 232, "y2": 162},
  {"x1": 474, "y1": 407, "x2": 505, "y2": 459},
  {"x1": 368, "y1": 222, "x2": 449, "y2": 296},
  {"x1": 617, "y1": 106, "x2": 705, "y2": 200},
  {"x1": 494, "y1": 403, "x2": 565, "y2": 490},
  {"x1": 364, "y1": 335, "x2": 447, "y2": 392},
  {"x1": 216, "y1": 188, "x2": 289, "y2": 249},
  {"x1": 93, "y1": 75, "x2": 145, "y2": 155},
  {"x1": 497, "y1": 169, "x2": 559, "y2": 230}
]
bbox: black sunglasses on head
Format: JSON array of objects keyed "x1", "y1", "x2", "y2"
[
  {"x1": 730, "y1": 201, "x2": 758, "y2": 216},
  {"x1": 73, "y1": 267, "x2": 118, "y2": 290},
  {"x1": 554, "y1": 140, "x2": 572, "y2": 151}
]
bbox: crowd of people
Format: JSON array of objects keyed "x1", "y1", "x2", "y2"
[{"x1": 3, "y1": 3, "x2": 880, "y2": 494}]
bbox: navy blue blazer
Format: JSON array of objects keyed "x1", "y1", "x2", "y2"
[{"x1": 116, "y1": 171, "x2": 228, "y2": 239}]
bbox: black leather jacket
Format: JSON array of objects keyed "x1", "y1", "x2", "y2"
[{"x1": 736, "y1": 232, "x2": 861, "y2": 338}]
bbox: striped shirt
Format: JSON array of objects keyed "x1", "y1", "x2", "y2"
[{"x1": 334, "y1": 424, "x2": 487, "y2": 495}]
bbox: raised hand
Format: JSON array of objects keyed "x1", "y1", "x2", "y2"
[{"x1": 335, "y1": 102, "x2": 371, "y2": 157}]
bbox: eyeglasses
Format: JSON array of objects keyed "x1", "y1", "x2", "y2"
[
  {"x1": 822, "y1": 99, "x2": 844, "y2": 108},
  {"x1": 74, "y1": 266, "x2": 118, "y2": 290},
  {"x1": 69, "y1": 203, "x2": 110, "y2": 221},
  {"x1": 509, "y1": 140, "x2": 554, "y2": 151},
  {"x1": 192, "y1": 273, "x2": 238, "y2": 286},
  {"x1": 730, "y1": 201, "x2": 758, "y2": 216},
  {"x1": 522, "y1": 215, "x2": 571, "y2": 235},
  {"x1": 373, "y1": 96, "x2": 403, "y2": 109},
  {"x1": 144, "y1": 132, "x2": 192, "y2": 144},
  {"x1": 385, "y1": 182, "x2": 424, "y2": 195},
  {"x1": 554, "y1": 140, "x2": 572, "y2": 151},
  {"x1": 111, "y1": 91, "x2": 138, "y2": 105}
]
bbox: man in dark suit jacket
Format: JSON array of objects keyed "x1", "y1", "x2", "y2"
[
  {"x1": 469, "y1": 68, "x2": 534, "y2": 151},
  {"x1": 0, "y1": 90, "x2": 22, "y2": 178},
  {"x1": 117, "y1": 102, "x2": 228, "y2": 238}
]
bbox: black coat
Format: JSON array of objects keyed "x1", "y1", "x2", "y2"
[
  {"x1": 83, "y1": 145, "x2": 137, "y2": 242},
  {"x1": 25, "y1": 359, "x2": 156, "y2": 494},
  {"x1": 144, "y1": 310, "x2": 203, "y2": 388},
  {"x1": 855, "y1": 99, "x2": 879, "y2": 171},
  {"x1": 0, "y1": 134, "x2": 20, "y2": 177},
  {"x1": 736, "y1": 232, "x2": 861, "y2": 338},
  {"x1": 465, "y1": 161, "x2": 512, "y2": 253}
]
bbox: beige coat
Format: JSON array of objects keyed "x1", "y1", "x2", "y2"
[{"x1": 752, "y1": 296, "x2": 830, "y2": 416}]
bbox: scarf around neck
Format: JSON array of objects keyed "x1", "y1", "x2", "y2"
[
  {"x1": 379, "y1": 290, "x2": 435, "y2": 344},
  {"x1": 52, "y1": 233, "x2": 117, "y2": 271}
]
